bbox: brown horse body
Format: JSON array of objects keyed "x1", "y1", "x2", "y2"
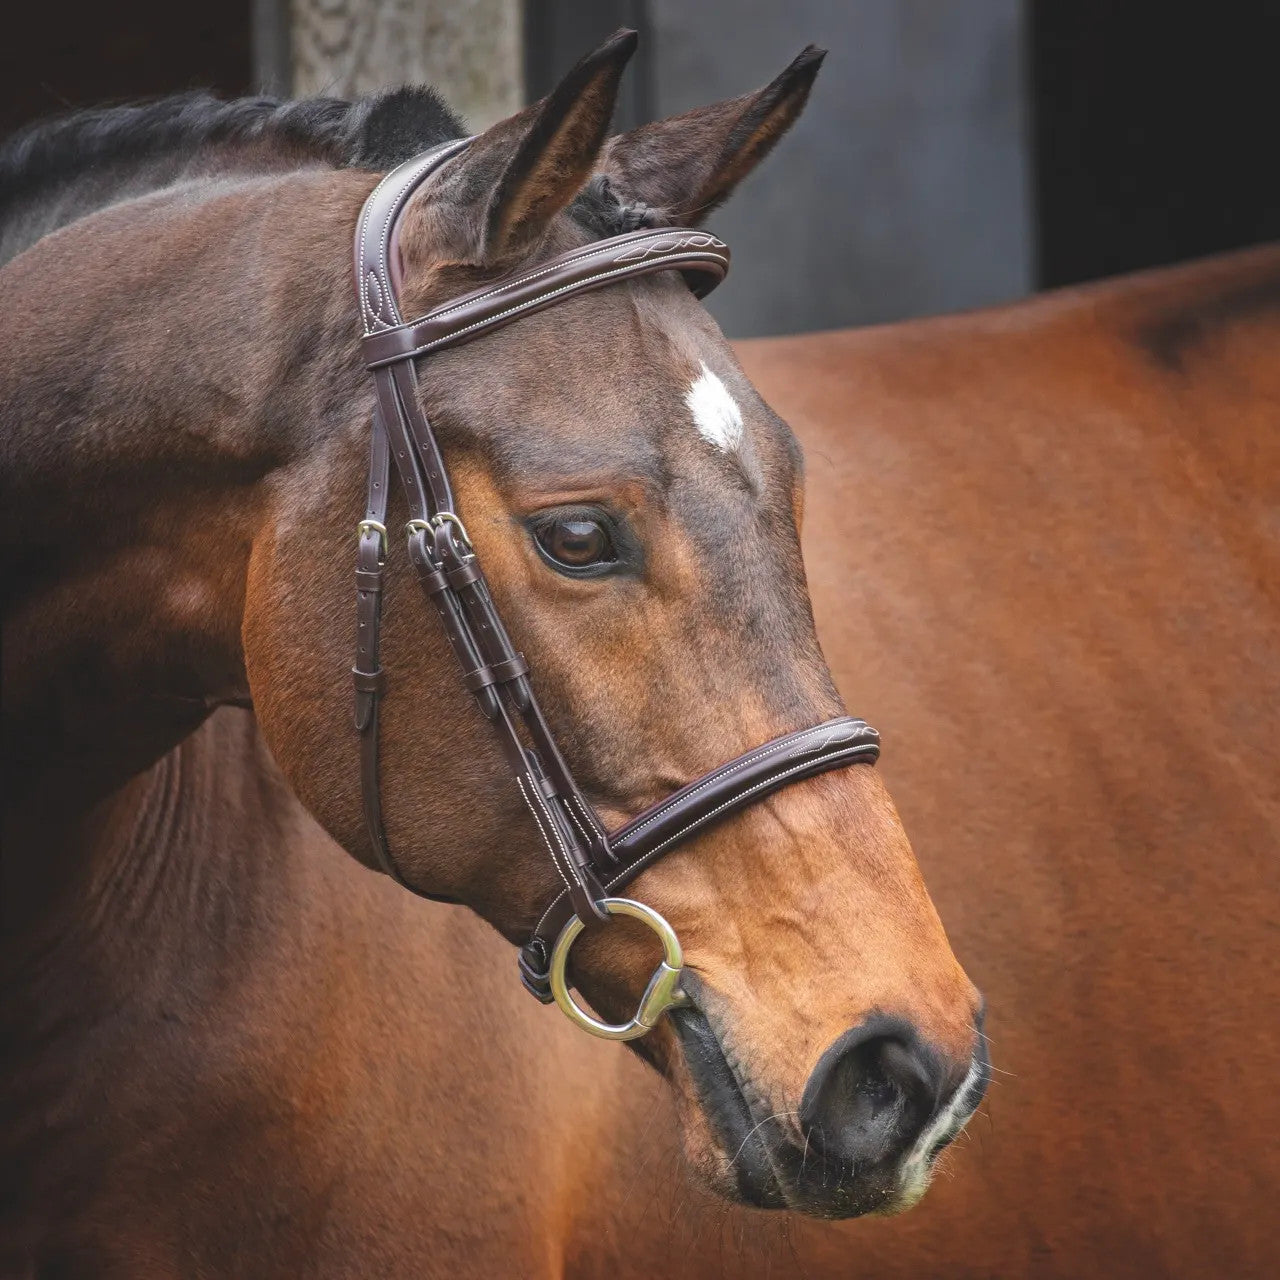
[
  {"x1": 3, "y1": 44, "x2": 1277, "y2": 1278},
  {"x1": 5, "y1": 45, "x2": 986, "y2": 1275},
  {"x1": 736, "y1": 244, "x2": 1280, "y2": 1276},
  {"x1": 7, "y1": 239, "x2": 1276, "y2": 1277}
]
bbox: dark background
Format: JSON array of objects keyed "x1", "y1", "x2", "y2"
[
  {"x1": 0, "y1": 1, "x2": 253, "y2": 139},
  {"x1": 1029, "y1": 3, "x2": 1280, "y2": 288},
  {"x1": 3, "y1": 0, "x2": 1278, "y2": 325}
]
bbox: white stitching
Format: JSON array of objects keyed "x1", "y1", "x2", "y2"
[
  {"x1": 426, "y1": 253, "x2": 729, "y2": 339},
  {"x1": 530, "y1": 743, "x2": 876, "y2": 938},
  {"x1": 426, "y1": 248, "x2": 609, "y2": 319},
  {"x1": 625, "y1": 750, "x2": 874, "y2": 867},
  {"x1": 422, "y1": 230, "x2": 716, "y2": 321},
  {"x1": 358, "y1": 141, "x2": 470, "y2": 334},
  {"x1": 359, "y1": 151, "x2": 719, "y2": 340},
  {"x1": 562, "y1": 796, "x2": 595, "y2": 846},
  {"x1": 361, "y1": 148, "x2": 452, "y2": 329},
  {"x1": 516, "y1": 773, "x2": 576, "y2": 898},
  {"x1": 378, "y1": 252, "x2": 728, "y2": 362},
  {"x1": 621, "y1": 723, "x2": 846, "y2": 842},
  {"x1": 531, "y1": 745, "x2": 875, "y2": 935},
  {"x1": 516, "y1": 774, "x2": 573, "y2": 896},
  {"x1": 612, "y1": 232, "x2": 727, "y2": 264},
  {"x1": 566, "y1": 792, "x2": 606, "y2": 839},
  {"x1": 364, "y1": 273, "x2": 390, "y2": 331},
  {"x1": 357, "y1": 164, "x2": 408, "y2": 331},
  {"x1": 373, "y1": 155, "x2": 438, "y2": 327}
]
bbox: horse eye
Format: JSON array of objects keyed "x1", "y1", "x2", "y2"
[{"x1": 533, "y1": 516, "x2": 616, "y2": 572}]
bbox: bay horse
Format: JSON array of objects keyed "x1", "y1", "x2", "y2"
[
  {"x1": 2, "y1": 34, "x2": 986, "y2": 1278},
  {"x1": 588, "y1": 241, "x2": 1279, "y2": 1277},
  {"x1": 738, "y1": 240, "x2": 1280, "y2": 1277}
]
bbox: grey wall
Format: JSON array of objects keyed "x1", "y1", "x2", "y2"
[
  {"x1": 525, "y1": 1, "x2": 652, "y2": 132},
  {"x1": 648, "y1": 0, "x2": 1033, "y2": 336},
  {"x1": 257, "y1": 0, "x2": 523, "y2": 130}
]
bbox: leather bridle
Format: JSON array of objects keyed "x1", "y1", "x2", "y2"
[{"x1": 352, "y1": 140, "x2": 881, "y2": 1039}]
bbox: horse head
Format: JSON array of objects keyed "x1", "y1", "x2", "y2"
[{"x1": 0, "y1": 31, "x2": 986, "y2": 1220}]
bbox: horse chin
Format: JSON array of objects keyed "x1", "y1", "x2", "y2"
[
  {"x1": 662, "y1": 1004, "x2": 789, "y2": 1210},
  {"x1": 664, "y1": 1003, "x2": 984, "y2": 1220}
]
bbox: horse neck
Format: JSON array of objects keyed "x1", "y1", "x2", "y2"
[
  {"x1": 1, "y1": 164, "x2": 375, "y2": 918},
  {"x1": 2, "y1": 709, "x2": 287, "y2": 1008}
]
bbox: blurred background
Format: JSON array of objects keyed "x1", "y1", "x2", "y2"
[{"x1": 2, "y1": 1, "x2": 1277, "y2": 338}]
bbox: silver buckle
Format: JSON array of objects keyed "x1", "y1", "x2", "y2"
[
  {"x1": 406, "y1": 511, "x2": 473, "y2": 556},
  {"x1": 548, "y1": 898, "x2": 689, "y2": 1040},
  {"x1": 356, "y1": 518, "x2": 388, "y2": 561}
]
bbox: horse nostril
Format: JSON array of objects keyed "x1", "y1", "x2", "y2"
[{"x1": 799, "y1": 1016, "x2": 948, "y2": 1168}]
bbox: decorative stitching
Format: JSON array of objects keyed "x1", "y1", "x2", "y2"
[
  {"x1": 357, "y1": 161, "x2": 410, "y2": 332},
  {"x1": 516, "y1": 773, "x2": 576, "y2": 898},
  {"x1": 621, "y1": 722, "x2": 855, "y2": 843},
  {"x1": 355, "y1": 155, "x2": 881, "y2": 970},
  {"x1": 562, "y1": 797, "x2": 595, "y2": 846},
  {"x1": 365, "y1": 149, "x2": 447, "y2": 327},
  {"x1": 365, "y1": 272, "x2": 390, "y2": 330},
  {"x1": 626, "y1": 748, "x2": 878, "y2": 868},
  {"x1": 613, "y1": 232, "x2": 727, "y2": 263},
  {"x1": 782, "y1": 720, "x2": 868, "y2": 760},
  {"x1": 423, "y1": 230, "x2": 685, "y2": 322},
  {"x1": 379, "y1": 252, "x2": 729, "y2": 363},
  {"x1": 530, "y1": 741, "x2": 877, "y2": 938},
  {"x1": 566, "y1": 792, "x2": 606, "y2": 839},
  {"x1": 358, "y1": 140, "x2": 470, "y2": 334},
  {"x1": 373, "y1": 154, "x2": 438, "y2": 327},
  {"x1": 431, "y1": 251, "x2": 729, "y2": 336}
]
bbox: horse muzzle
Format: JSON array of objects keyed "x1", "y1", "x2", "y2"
[{"x1": 669, "y1": 998, "x2": 990, "y2": 1218}]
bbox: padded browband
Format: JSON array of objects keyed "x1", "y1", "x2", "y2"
[
  {"x1": 355, "y1": 137, "x2": 730, "y2": 355},
  {"x1": 352, "y1": 139, "x2": 881, "y2": 1004},
  {"x1": 363, "y1": 227, "x2": 729, "y2": 366}
]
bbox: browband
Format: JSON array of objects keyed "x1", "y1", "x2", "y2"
[
  {"x1": 352, "y1": 139, "x2": 880, "y2": 1015},
  {"x1": 363, "y1": 226, "x2": 730, "y2": 365}
]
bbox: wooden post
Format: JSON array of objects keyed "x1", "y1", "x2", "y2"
[{"x1": 253, "y1": 0, "x2": 523, "y2": 131}]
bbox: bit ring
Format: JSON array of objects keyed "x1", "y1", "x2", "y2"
[{"x1": 548, "y1": 898, "x2": 689, "y2": 1041}]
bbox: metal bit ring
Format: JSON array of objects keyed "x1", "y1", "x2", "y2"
[{"x1": 548, "y1": 898, "x2": 689, "y2": 1041}]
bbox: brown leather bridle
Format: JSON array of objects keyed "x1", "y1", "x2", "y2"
[{"x1": 353, "y1": 140, "x2": 881, "y2": 1038}]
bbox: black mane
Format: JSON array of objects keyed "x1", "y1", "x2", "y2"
[
  {"x1": 0, "y1": 87, "x2": 465, "y2": 202},
  {"x1": 0, "y1": 88, "x2": 649, "y2": 239}
]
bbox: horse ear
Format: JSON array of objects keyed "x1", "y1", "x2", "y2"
[
  {"x1": 599, "y1": 46, "x2": 825, "y2": 225},
  {"x1": 425, "y1": 29, "x2": 637, "y2": 264}
]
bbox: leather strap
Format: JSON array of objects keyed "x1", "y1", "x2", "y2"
[
  {"x1": 362, "y1": 226, "x2": 729, "y2": 366},
  {"x1": 517, "y1": 717, "x2": 879, "y2": 998},
  {"x1": 351, "y1": 142, "x2": 883, "y2": 1002},
  {"x1": 355, "y1": 138, "x2": 473, "y2": 334}
]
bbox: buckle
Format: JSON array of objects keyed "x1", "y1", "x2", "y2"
[
  {"x1": 429, "y1": 510, "x2": 472, "y2": 551},
  {"x1": 356, "y1": 519, "x2": 388, "y2": 561},
  {"x1": 548, "y1": 898, "x2": 689, "y2": 1041},
  {"x1": 406, "y1": 511, "x2": 472, "y2": 552}
]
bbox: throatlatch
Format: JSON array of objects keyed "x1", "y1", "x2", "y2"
[{"x1": 352, "y1": 140, "x2": 881, "y2": 1040}]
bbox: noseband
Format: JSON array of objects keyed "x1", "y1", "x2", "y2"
[{"x1": 353, "y1": 139, "x2": 880, "y2": 1039}]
